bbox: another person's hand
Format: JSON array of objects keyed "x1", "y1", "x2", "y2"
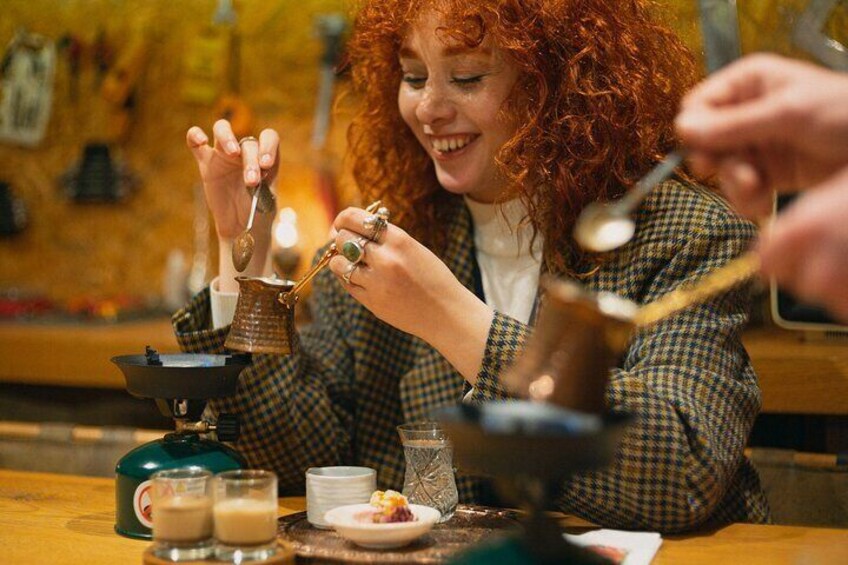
[
  {"x1": 328, "y1": 207, "x2": 494, "y2": 381},
  {"x1": 759, "y1": 165, "x2": 848, "y2": 322},
  {"x1": 676, "y1": 54, "x2": 848, "y2": 218},
  {"x1": 186, "y1": 121, "x2": 280, "y2": 286}
]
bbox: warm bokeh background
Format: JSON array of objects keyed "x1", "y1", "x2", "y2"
[
  {"x1": 0, "y1": 0, "x2": 356, "y2": 312},
  {"x1": 0, "y1": 0, "x2": 845, "y2": 312}
]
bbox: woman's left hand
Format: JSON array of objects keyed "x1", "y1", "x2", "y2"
[{"x1": 327, "y1": 207, "x2": 493, "y2": 378}]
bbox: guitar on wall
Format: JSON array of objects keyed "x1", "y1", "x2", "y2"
[
  {"x1": 311, "y1": 14, "x2": 347, "y2": 226},
  {"x1": 212, "y1": 0, "x2": 254, "y2": 138}
]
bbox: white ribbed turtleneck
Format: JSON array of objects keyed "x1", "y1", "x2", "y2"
[{"x1": 464, "y1": 196, "x2": 542, "y2": 324}]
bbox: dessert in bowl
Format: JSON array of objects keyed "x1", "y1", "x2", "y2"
[{"x1": 323, "y1": 490, "x2": 441, "y2": 549}]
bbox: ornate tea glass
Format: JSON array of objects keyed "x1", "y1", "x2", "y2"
[{"x1": 397, "y1": 422, "x2": 458, "y2": 523}]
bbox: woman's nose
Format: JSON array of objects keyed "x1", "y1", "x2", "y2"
[{"x1": 415, "y1": 83, "x2": 455, "y2": 125}]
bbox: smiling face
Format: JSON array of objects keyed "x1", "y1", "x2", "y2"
[{"x1": 397, "y1": 12, "x2": 521, "y2": 203}]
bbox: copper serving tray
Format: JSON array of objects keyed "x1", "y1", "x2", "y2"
[{"x1": 277, "y1": 505, "x2": 522, "y2": 563}]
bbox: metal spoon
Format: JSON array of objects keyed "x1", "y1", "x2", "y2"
[
  {"x1": 232, "y1": 187, "x2": 261, "y2": 272},
  {"x1": 278, "y1": 200, "x2": 383, "y2": 307},
  {"x1": 574, "y1": 150, "x2": 687, "y2": 252}
]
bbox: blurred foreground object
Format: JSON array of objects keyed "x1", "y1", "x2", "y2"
[
  {"x1": 503, "y1": 278, "x2": 635, "y2": 413},
  {"x1": 439, "y1": 278, "x2": 633, "y2": 563}
]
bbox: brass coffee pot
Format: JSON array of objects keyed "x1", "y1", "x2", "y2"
[
  {"x1": 225, "y1": 245, "x2": 338, "y2": 354},
  {"x1": 225, "y1": 201, "x2": 385, "y2": 355}
]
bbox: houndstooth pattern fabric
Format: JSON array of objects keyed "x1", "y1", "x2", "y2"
[{"x1": 173, "y1": 180, "x2": 769, "y2": 533}]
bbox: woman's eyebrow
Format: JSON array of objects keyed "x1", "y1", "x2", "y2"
[
  {"x1": 442, "y1": 45, "x2": 492, "y2": 58},
  {"x1": 399, "y1": 46, "x2": 419, "y2": 60},
  {"x1": 398, "y1": 45, "x2": 493, "y2": 59}
]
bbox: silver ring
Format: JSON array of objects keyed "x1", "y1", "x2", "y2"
[
  {"x1": 341, "y1": 237, "x2": 368, "y2": 264},
  {"x1": 238, "y1": 136, "x2": 258, "y2": 147},
  {"x1": 363, "y1": 215, "x2": 388, "y2": 242},
  {"x1": 342, "y1": 262, "x2": 358, "y2": 285}
]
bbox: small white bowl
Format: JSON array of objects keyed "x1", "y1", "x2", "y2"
[{"x1": 324, "y1": 503, "x2": 441, "y2": 549}]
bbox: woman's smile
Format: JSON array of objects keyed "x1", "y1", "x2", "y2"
[{"x1": 428, "y1": 133, "x2": 480, "y2": 160}]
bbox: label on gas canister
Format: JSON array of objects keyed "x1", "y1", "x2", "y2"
[
  {"x1": 133, "y1": 480, "x2": 153, "y2": 528},
  {"x1": 115, "y1": 474, "x2": 153, "y2": 539}
]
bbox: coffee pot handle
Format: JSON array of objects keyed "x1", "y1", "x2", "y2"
[{"x1": 279, "y1": 244, "x2": 339, "y2": 307}]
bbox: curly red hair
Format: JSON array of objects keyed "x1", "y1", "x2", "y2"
[{"x1": 346, "y1": 0, "x2": 698, "y2": 273}]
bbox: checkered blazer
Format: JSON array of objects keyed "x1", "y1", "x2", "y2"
[{"x1": 173, "y1": 180, "x2": 769, "y2": 533}]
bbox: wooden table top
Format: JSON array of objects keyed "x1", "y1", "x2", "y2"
[{"x1": 1, "y1": 469, "x2": 846, "y2": 564}]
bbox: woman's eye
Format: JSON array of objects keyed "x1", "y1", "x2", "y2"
[
  {"x1": 402, "y1": 75, "x2": 426, "y2": 88},
  {"x1": 452, "y1": 75, "x2": 485, "y2": 87}
]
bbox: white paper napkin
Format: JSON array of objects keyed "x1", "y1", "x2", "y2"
[{"x1": 564, "y1": 529, "x2": 663, "y2": 565}]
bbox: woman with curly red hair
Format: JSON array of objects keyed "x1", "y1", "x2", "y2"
[{"x1": 179, "y1": 0, "x2": 769, "y2": 532}]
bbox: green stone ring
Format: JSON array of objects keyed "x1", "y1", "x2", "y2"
[{"x1": 342, "y1": 238, "x2": 367, "y2": 264}]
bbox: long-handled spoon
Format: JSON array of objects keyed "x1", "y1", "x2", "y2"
[
  {"x1": 574, "y1": 149, "x2": 687, "y2": 252},
  {"x1": 279, "y1": 200, "x2": 383, "y2": 307},
  {"x1": 232, "y1": 186, "x2": 261, "y2": 272},
  {"x1": 633, "y1": 250, "x2": 760, "y2": 327}
]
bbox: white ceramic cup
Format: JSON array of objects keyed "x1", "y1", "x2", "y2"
[{"x1": 305, "y1": 466, "x2": 376, "y2": 529}]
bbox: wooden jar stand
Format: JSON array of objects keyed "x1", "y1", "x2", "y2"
[{"x1": 142, "y1": 541, "x2": 294, "y2": 565}]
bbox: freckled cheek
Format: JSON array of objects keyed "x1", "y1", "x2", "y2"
[{"x1": 398, "y1": 95, "x2": 428, "y2": 147}]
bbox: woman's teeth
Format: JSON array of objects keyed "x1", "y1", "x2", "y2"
[{"x1": 432, "y1": 135, "x2": 475, "y2": 153}]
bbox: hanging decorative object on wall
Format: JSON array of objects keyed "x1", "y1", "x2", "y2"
[
  {"x1": 211, "y1": 0, "x2": 254, "y2": 139},
  {"x1": 0, "y1": 181, "x2": 27, "y2": 236},
  {"x1": 311, "y1": 13, "x2": 347, "y2": 224},
  {"x1": 182, "y1": 0, "x2": 235, "y2": 106},
  {"x1": 0, "y1": 28, "x2": 56, "y2": 147},
  {"x1": 59, "y1": 142, "x2": 138, "y2": 203},
  {"x1": 100, "y1": 28, "x2": 150, "y2": 142},
  {"x1": 793, "y1": 0, "x2": 848, "y2": 70}
]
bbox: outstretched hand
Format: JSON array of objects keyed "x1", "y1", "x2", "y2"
[
  {"x1": 758, "y1": 165, "x2": 848, "y2": 322},
  {"x1": 676, "y1": 54, "x2": 848, "y2": 217}
]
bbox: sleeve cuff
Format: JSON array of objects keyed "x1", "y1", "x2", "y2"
[
  {"x1": 210, "y1": 276, "x2": 239, "y2": 329},
  {"x1": 472, "y1": 310, "x2": 530, "y2": 401},
  {"x1": 171, "y1": 286, "x2": 230, "y2": 354}
]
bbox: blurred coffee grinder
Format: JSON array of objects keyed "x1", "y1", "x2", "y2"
[{"x1": 441, "y1": 278, "x2": 636, "y2": 564}]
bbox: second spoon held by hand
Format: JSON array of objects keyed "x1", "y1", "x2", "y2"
[{"x1": 574, "y1": 149, "x2": 687, "y2": 252}]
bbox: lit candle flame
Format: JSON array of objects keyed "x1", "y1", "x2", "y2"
[{"x1": 274, "y1": 207, "x2": 299, "y2": 248}]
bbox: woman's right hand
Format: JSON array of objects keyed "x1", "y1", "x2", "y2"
[{"x1": 186, "y1": 120, "x2": 280, "y2": 239}]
